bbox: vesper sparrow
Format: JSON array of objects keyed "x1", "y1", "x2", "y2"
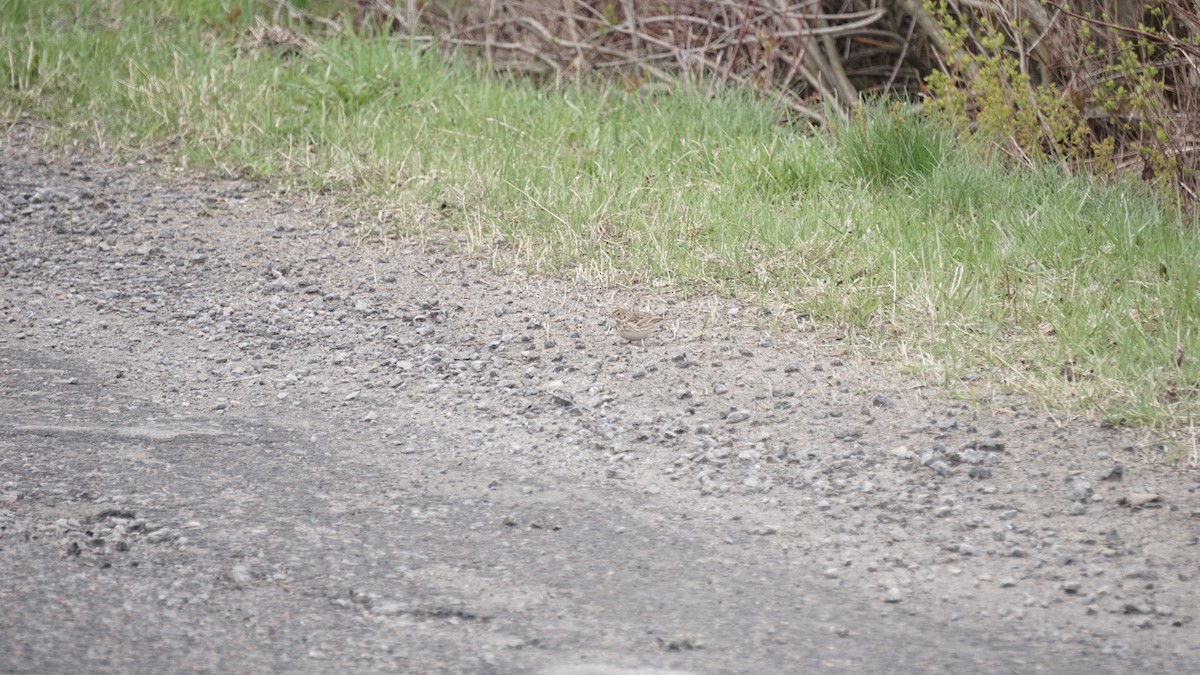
[{"x1": 610, "y1": 308, "x2": 666, "y2": 344}]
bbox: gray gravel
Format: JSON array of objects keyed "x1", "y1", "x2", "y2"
[{"x1": 1, "y1": 126, "x2": 1198, "y2": 674}]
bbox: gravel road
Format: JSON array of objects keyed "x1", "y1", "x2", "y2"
[{"x1": 1, "y1": 126, "x2": 1198, "y2": 674}]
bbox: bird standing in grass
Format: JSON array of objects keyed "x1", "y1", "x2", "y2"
[{"x1": 610, "y1": 308, "x2": 666, "y2": 344}]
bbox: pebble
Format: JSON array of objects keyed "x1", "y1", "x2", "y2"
[
  {"x1": 1069, "y1": 480, "x2": 1093, "y2": 502},
  {"x1": 228, "y1": 565, "x2": 254, "y2": 585}
]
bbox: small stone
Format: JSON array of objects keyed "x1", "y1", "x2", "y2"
[
  {"x1": 228, "y1": 565, "x2": 254, "y2": 585},
  {"x1": 1118, "y1": 493, "x2": 1160, "y2": 507},
  {"x1": 144, "y1": 528, "x2": 176, "y2": 544},
  {"x1": 926, "y1": 460, "x2": 953, "y2": 477},
  {"x1": 948, "y1": 543, "x2": 978, "y2": 556},
  {"x1": 726, "y1": 410, "x2": 751, "y2": 423},
  {"x1": 1123, "y1": 567, "x2": 1158, "y2": 581},
  {"x1": 373, "y1": 601, "x2": 407, "y2": 617},
  {"x1": 1069, "y1": 480, "x2": 1093, "y2": 502},
  {"x1": 968, "y1": 466, "x2": 991, "y2": 480}
]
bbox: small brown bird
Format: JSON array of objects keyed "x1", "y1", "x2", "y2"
[{"x1": 610, "y1": 308, "x2": 666, "y2": 344}]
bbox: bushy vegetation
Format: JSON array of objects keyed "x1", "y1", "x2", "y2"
[{"x1": 318, "y1": 0, "x2": 1197, "y2": 207}]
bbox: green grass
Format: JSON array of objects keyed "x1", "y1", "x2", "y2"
[{"x1": 4, "y1": 0, "x2": 1199, "y2": 437}]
